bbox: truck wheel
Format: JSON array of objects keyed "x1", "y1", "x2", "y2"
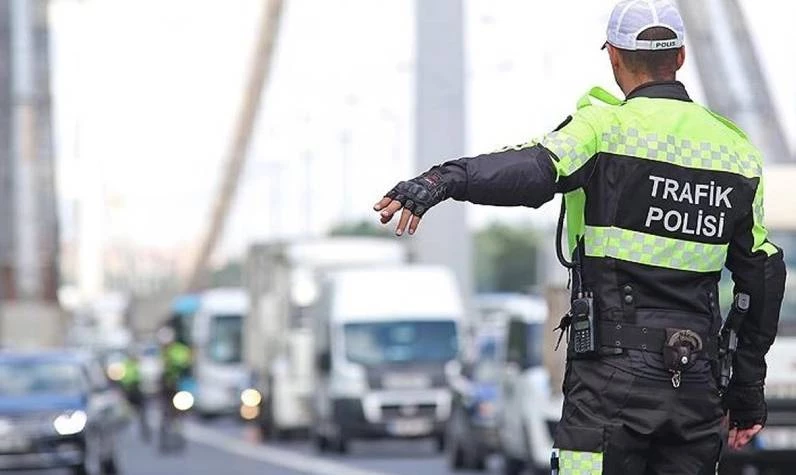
[
  {"x1": 445, "y1": 417, "x2": 464, "y2": 469},
  {"x1": 257, "y1": 421, "x2": 271, "y2": 442},
  {"x1": 262, "y1": 394, "x2": 289, "y2": 441},
  {"x1": 100, "y1": 455, "x2": 119, "y2": 475},
  {"x1": 471, "y1": 455, "x2": 487, "y2": 472},
  {"x1": 447, "y1": 438, "x2": 465, "y2": 470},
  {"x1": 197, "y1": 411, "x2": 215, "y2": 421},
  {"x1": 503, "y1": 456, "x2": 525, "y2": 475},
  {"x1": 312, "y1": 430, "x2": 329, "y2": 453},
  {"x1": 273, "y1": 427, "x2": 289, "y2": 441},
  {"x1": 333, "y1": 433, "x2": 349, "y2": 454},
  {"x1": 435, "y1": 433, "x2": 446, "y2": 453}
]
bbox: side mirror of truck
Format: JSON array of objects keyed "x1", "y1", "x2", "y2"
[{"x1": 317, "y1": 352, "x2": 331, "y2": 373}]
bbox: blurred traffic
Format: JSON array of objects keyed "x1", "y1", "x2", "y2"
[{"x1": 4, "y1": 217, "x2": 788, "y2": 474}]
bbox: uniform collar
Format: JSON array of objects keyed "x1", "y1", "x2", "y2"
[{"x1": 626, "y1": 81, "x2": 692, "y2": 102}]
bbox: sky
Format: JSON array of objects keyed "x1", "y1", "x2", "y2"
[{"x1": 48, "y1": 0, "x2": 796, "y2": 269}]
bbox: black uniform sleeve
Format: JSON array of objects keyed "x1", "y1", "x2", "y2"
[
  {"x1": 435, "y1": 144, "x2": 559, "y2": 208},
  {"x1": 431, "y1": 110, "x2": 603, "y2": 207},
  {"x1": 725, "y1": 177, "x2": 787, "y2": 386}
]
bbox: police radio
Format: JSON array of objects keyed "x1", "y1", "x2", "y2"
[
  {"x1": 570, "y1": 296, "x2": 596, "y2": 354},
  {"x1": 553, "y1": 200, "x2": 598, "y2": 356}
]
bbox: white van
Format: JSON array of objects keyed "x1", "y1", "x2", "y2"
[
  {"x1": 191, "y1": 288, "x2": 250, "y2": 417},
  {"x1": 495, "y1": 295, "x2": 561, "y2": 475},
  {"x1": 311, "y1": 265, "x2": 463, "y2": 453}
]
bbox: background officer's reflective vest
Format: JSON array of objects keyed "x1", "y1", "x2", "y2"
[
  {"x1": 162, "y1": 342, "x2": 192, "y2": 388},
  {"x1": 120, "y1": 357, "x2": 141, "y2": 392}
]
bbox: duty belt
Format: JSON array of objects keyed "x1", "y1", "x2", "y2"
[{"x1": 598, "y1": 321, "x2": 718, "y2": 358}]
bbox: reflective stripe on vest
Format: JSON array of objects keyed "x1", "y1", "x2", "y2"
[
  {"x1": 600, "y1": 126, "x2": 761, "y2": 178},
  {"x1": 584, "y1": 226, "x2": 728, "y2": 273},
  {"x1": 558, "y1": 450, "x2": 603, "y2": 474}
]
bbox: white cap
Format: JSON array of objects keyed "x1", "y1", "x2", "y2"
[{"x1": 605, "y1": 0, "x2": 685, "y2": 51}]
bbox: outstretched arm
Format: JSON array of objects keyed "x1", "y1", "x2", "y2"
[{"x1": 374, "y1": 112, "x2": 603, "y2": 235}]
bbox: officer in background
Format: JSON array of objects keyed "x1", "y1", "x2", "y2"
[
  {"x1": 157, "y1": 325, "x2": 192, "y2": 451},
  {"x1": 120, "y1": 350, "x2": 151, "y2": 442},
  {"x1": 373, "y1": 1, "x2": 786, "y2": 473},
  {"x1": 160, "y1": 326, "x2": 192, "y2": 391}
]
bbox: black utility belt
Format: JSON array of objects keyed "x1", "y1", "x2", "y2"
[{"x1": 597, "y1": 321, "x2": 718, "y2": 361}]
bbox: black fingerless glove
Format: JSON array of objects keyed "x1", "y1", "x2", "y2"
[
  {"x1": 384, "y1": 168, "x2": 449, "y2": 217},
  {"x1": 723, "y1": 382, "x2": 767, "y2": 429}
]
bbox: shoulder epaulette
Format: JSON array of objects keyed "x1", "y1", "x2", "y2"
[{"x1": 577, "y1": 86, "x2": 623, "y2": 110}]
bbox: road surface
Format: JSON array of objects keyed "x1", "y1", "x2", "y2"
[{"x1": 17, "y1": 414, "x2": 500, "y2": 475}]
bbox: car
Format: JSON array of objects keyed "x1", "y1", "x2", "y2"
[
  {"x1": 495, "y1": 296, "x2": 561, "y2": 475},
  {"x1": 446, "y1": 333, "x2": 502, "y2": 471},
  {"x1": 0, "y1": 350, "x2": 126, "y2": 474}
]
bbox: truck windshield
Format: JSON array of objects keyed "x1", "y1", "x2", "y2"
[
  {"x1": 344, "y1": 320, "x2": 457, "y2": 366},
  {"x1": 208, "y1": 315, "x2": 243, "y2": 364}
]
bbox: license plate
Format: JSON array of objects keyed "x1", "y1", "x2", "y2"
[
  {"x1": 0, "y1": 435, "x2": 30, "y2": 453},
  {"x1": 389, "y1": 418, "x2": 431, "y2": 436},
  {"x1": 756, "y1": 428, "x2": 796, "y2": 450},
  {"x1": 382, "y1": 373, "x2": 431, "y2": 390}
]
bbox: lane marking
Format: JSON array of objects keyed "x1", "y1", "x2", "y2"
[{"x1": 183, "y1": 421, "x2": 392, "y2": 475}]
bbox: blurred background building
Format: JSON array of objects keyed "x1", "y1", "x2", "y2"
[
  {"x1": 0, "y1": 0, "x2": 62, "y2": 349},
  {"x1": 0, "y1": 0, "x2": 59, "y2": 303}
]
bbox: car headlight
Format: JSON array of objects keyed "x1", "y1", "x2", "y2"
[
  {"x1": 240, "y1": 388, "x2": 262, "y2": 408},
  {"x1": 53, "y1": 410, "x2": 87, "y2": 435},
  {"x1": 172, "y1": 391, "x2": 194, "y2": 411}
]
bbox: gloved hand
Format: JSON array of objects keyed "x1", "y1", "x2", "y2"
[
  {"x1": 373, "y1": 168, "x2": 450, "y2": 236},
  {"x1": 723, "y1": 382, "x2": 766, "y2": 429}
]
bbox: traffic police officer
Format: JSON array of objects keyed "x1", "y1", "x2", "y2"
[
  {"x1": 120, "y1": 352, "x2": 151, "y2": 442},
  {"x1": 373, "y1": 1, "x2": 786, "y2": 473},
  {"x1": 157, "y1": 324, "x2": 192, "y2": 451},
  {"x1": 160, "y1": 326, "x2": 192, "y2": 395}
]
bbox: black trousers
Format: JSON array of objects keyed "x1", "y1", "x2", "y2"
[{"x1": 553, "y1": 358, "x2": 725, "y2": 475}]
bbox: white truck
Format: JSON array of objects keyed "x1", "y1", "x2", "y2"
[
  {"x1": 191, "y1": 287, "x2": 250, "y2": 417},
  {"x1": 310, "y1": 265, "x2": 464, "y2": 454},
  {"x1": 720, "y1": 164, "x2": 796, "y2": 473},
  {"x1": 243, "y1": 238, "x2": 406, "y2": 439}
]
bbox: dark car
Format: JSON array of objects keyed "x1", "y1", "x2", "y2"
[
  {"x1": 446, "y1": 335, "x2": 502, "y2": 471},
  {"x1": 0, "y1": 350, "x2": 124, "y2": 474}
]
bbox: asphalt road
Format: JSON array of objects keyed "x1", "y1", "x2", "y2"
[
  {"x1": 178, "y1": 417, "x2": 500, "y2": 475},
  {"x1": 129, "y1": 415, "x2": 500, "y2": 475},
  {"x1": 9, "y1": 413, "x2": 500, "y2": 475}
]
